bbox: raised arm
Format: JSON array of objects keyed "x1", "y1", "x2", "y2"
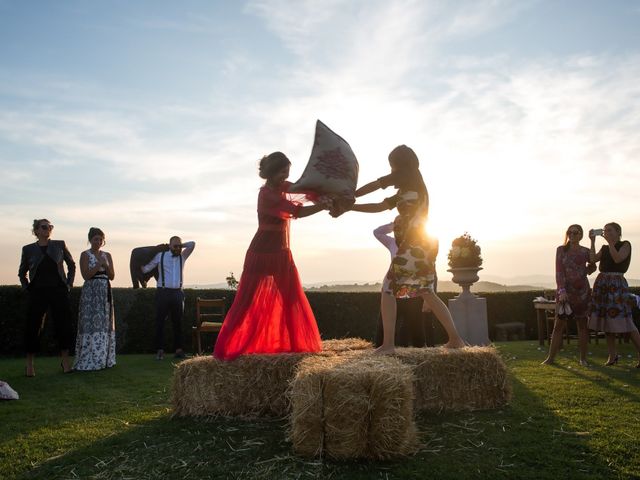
[
  {"x1": 296, "y1": 204, "x2": 326, "y2": 218},
  {"x1": 588, "y1": 230, "x2": 602, "y2": 264},
  {"x1": 181, "y1": 241, "x2": 196, "y2": 260},
  {"x1": 350, "y1": 202, "x2": 389, "y2": 213},
  {"x1": 355, "y1": 179, "x2": 382, "y2": 197},
  {"x1": 141, "y1": 252, "x2": 161, "y2": 274},
  {"x1": 608, "y1": 240, "x2": 631, "y2": 264}
]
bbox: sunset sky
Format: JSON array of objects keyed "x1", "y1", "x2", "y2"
[{"x1": 1, "y1": 0, "x2": 640, "y2": 288}]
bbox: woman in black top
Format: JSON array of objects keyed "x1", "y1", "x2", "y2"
[
  {"x1": 587, "y1": 222, "x2": 640, "y2": 367},
  {"x1": 18, "y1": 219, "x2": 76, "y2": 376},
  {"x1": 348, "y1": 145, "x2": 465, "y2": 354}
]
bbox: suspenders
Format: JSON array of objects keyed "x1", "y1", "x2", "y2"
[{"x1": 160, "y1": 252, "x2": 183, "y2": 288}]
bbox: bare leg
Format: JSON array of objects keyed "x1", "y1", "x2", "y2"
[
  {"x1": 375, "y1": 292, "x2": 397, "y2": 354},
  {"x1": 61, "y1": 349, "x2": 72, "y2": 373},
  {"x1": 26, "y1": 353, "x2": 35, "y2": 377},
  {"x1": 576, "y1": 318, "x2": 589, "y2": 365},
  {"x1": 541, "y1": 318, "x2": 566, "y2": 365},
  {"x1": 605, "y1": 333, "x2": 618, "y2": 365},
  {"x1": 421, "y1": 290, "x2": 465, "y2": 348}
]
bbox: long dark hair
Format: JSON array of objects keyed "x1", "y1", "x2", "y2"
[
  {"x1": 388, "y1": 145, "x2": 426, "y2": 193},
  {"x1": 563, "y1": 224, "x2": 583, "y2": 251}
]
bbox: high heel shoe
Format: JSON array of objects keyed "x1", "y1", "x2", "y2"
[{"x1": 604, "y1": 354, "x2": 620, "y2": 366}]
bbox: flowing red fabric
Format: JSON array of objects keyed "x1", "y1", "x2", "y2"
[{"x1": 213, "y1": 183, "x2": 322, "y2": 361}]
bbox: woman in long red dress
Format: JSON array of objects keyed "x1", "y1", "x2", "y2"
[{"x1": 214, "y1": 152, "x2": 325, "y2": 360}]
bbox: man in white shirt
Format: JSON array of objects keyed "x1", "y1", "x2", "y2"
[{"x1": 142, "y1": 236, "x2": 195, "y2": 360}]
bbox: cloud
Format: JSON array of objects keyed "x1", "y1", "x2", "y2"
[{"x1": 2, "y1": 1, "x2": 640, "y2": 285}]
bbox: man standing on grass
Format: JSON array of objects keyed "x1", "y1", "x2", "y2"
[{"x1": 141, "y1": 236, "x2": 195, "y2": 360}]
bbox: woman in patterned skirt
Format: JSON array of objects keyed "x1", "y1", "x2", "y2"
[
  {"x1": 587, "y1": 222, "x2": 640, "y2": 367},
  {"x1": 542, "y1": 224, "x2": 596, "y2": 366},
  {"x1": 348, "y1": 145, "x2": 465, "y2": 354},
  {"x1": 73, "y1": 227, "x2": 116, "y2": 371}
]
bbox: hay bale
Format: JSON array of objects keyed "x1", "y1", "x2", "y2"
[
  {"x1": 393, "y1": 346, "x2": 511, "y2": 412},
  {"x1": 321, "y1": 337, "x2": 373, "y2": 353},
  {"x1": 171, "y1": 353, "x2": 309, "y2": 417},
  {"x1": 171, "y1": 341, "x2": 511, "y2": 424},
  {"x1": 289, "y1": 353, "x2": 418, "y2": 459},
  {"x1": 287, "y1": 355, "x2": 349, "y2": 457}
]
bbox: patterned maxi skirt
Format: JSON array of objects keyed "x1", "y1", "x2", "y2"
[
  {"x1": 73, "y1": 277, "x2": 116, "y2": 370},
  {"x1": 587, "y1": 272, "x2": 638, "y2": 333}
]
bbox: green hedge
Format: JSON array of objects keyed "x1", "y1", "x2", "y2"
[{"x1": 2, "y1": 285, "x2": 638, "y2": 356}]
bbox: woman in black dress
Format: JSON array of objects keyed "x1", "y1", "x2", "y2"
[{"x1": 587, "y1": 222, "x2": 640, "y2": 367}]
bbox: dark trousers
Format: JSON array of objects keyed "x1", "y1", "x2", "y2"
[
  {"x1": 25, "y1": 285, "x2": 73, "y2": 353},
  {"x1": 155, "y1": 288, "x2": 184, "y2": 351}
]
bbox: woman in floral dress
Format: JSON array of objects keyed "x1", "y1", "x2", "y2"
[
  {"x1": 73, "y1": 227, "x2": 116, "y2": 371},
  {"x1": 588, "y1": 222, "x2": 640, "y2": 367},
  {"x1": 347, "y1": 145, "x2": 465, "y2": 353},
  {"x1": 542, "y1": 224, "x2": 595, "y2": 366}
]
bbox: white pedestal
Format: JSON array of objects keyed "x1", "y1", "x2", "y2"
[{"x1": 448, "y1": 291, "x2": 490, "y2": 346}]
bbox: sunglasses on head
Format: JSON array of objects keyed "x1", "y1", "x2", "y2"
[{"x1": 39, "y1": 224, "x2": 53, "y2": 230}]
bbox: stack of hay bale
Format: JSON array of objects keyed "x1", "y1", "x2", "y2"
[
  {"x1": 289, "y1": 353, "x2": 418, "y2": 459},
  {"x1": 171, "y1": 338, "x2": 511, "y2": 460}
]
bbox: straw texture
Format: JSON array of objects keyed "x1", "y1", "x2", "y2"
[
  {"x1": 289, "y1": 353, "x2": 418, "y2": 459},
  {"x1": 172, "y1": 353, "x2": 308, "y2": 417}
]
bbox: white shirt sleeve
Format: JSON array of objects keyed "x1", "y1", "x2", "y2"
[
  {"x1": 373, "y1": 223, "x2": 396, "y2": 255},
  {"x1": 141, "y1": 252, "x2": 161, "y2": 274},
  {"x1": 181, "y1": 241, "x2": 196, "y2": 261}
]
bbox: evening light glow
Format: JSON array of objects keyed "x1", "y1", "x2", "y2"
[{"x1": 1, "y1": 1, "x2": 640, "y2": 287}]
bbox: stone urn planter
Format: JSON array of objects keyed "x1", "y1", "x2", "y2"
[
  {"x1": 447, "y1": 266, "x2": 488, "y2": 345},
  {"x1": 447, "y1": 266, "x2": 483, "y2": 297}
]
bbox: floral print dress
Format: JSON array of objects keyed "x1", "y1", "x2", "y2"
[
  {"x1": 555, "y1": 245, "x2": 591, "y2": 319},
  {"x1": 73, "y1": 250, "x2": 116, "y2": 370},
  {"x1": 383, "y1": 188, "x2": 437, "y2": 298}
]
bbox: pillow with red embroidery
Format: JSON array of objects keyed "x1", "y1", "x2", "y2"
[{"x1": 289, "y1": 120, "x2": 359, "y2": 215}]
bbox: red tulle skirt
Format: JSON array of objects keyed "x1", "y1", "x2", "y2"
[{"x1": 213, "y1": 229, "x2": 322, "y2": 361}]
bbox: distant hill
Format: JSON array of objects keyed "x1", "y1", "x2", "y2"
[
  {"x1": 187, "y1": 278, "x2": 640, "y2": 292},
  {"x1": 305, "y1": 281, "x2": 545, "y2": 293}
]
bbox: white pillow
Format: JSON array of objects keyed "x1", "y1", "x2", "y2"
[{"x1": 289, "y1": 120, "x2": 359, "y2": 214}]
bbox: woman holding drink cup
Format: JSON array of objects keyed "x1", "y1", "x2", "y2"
[{"x1": 587, "y1": 222, "x2": 640, "y2": 367}]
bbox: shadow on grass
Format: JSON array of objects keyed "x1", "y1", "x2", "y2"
[
  {"x1": 4, "y1": 343, "x2": 638, "y2": 479},
  {"x1": 10, "y1": 376, "x2": 624, "y2": 479},
  {"x1": 549, "y1": 361, "x2": 640, "y2": 404}
]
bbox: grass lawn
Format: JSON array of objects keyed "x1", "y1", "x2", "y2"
[{"x1": 1, "y1": 341, "x2": 639, "y2": 480}]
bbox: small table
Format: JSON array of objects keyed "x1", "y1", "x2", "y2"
[{"x1": 533, "y1": 299, "x2": 556, "y2": 346}]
